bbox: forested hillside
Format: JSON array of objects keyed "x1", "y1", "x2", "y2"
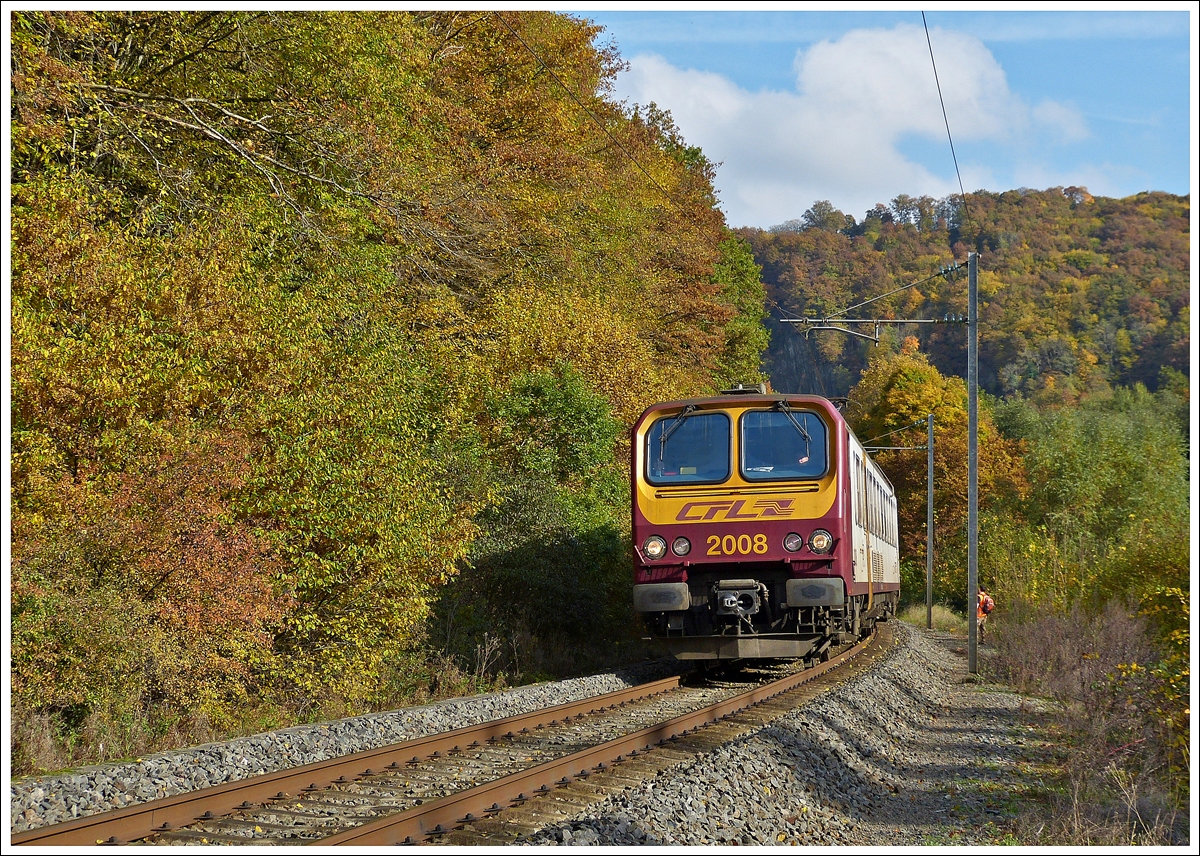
[
  {"x1": 10, "y1": 11, "x2": 767, "y2": 770},
  {"x1": 749, "y1": 187, "x2": 1189, "y2": 821},
  {"x1": 744, "y1": 188, "x2": 1188, "y2": 402},
  {"x1": 8, "y1": 11, "x2": 1189, "y2": 806}
]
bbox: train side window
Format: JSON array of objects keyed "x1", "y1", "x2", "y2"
[
  {"x1": 879, "y1": 485, "x2": 884, "y2": 542},
  {"x1": 856, "y1": 454, "x2": 863, "y2": 526},
  {"x1": 858, "y1": 454, "x2": 866, "y2": 527},
  {"x1": 865, "y1": 466, "x2": 870, "y2": 527},
  {"x1": 866, "y1": 477, "x2": 872, "y2": 536},
  {"x1": 869, "y1": 473, "x2": 875, "y2": 534},
  {"x1": 645, "y1": 411, "x2": 731, "y2": 485},
  {"x1": 864, "y1": 473, "x2": 870, "y2": 535}
]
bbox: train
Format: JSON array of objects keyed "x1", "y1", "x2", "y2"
[{"x1": 631, "y1": 385, "x2": 900, "y2": 661}]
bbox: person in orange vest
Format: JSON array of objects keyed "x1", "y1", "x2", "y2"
[{"x1": 977, "y1": 587, "x2": 995, "y2": 642}]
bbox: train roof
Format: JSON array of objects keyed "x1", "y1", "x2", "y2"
[{"x1": 634, "y1": 392, "x2": 847, "y2": 423}]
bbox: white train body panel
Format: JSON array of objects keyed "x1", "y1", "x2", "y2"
[{"x1": 846, "y1": 427, "x2": 900, "y2": 588}]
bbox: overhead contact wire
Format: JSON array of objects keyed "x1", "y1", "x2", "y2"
[
  {"x1": 826, "y1": 266, "x2": 959, "y2": 320},
  {"x1": 862, "y1": 417, "x2": 932, "y2": 446},
  {"x1": 922, "y1": 11, "x2": 976, "y2": 241}
]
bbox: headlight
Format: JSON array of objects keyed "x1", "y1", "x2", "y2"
[
  {"x1": 643, "y1": 535, "x2": 668, "y2": 560},
  {"x1": 672, "y1": 537, "x2": 691, "y2": 556},
  {"x1": 809, "y1": 529, "x2": 834, "y2": 554},
  {"x1": 783, "y1": 532, "x2": 804, "y2": 552}
]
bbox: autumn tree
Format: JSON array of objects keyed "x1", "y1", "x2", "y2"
[
  {"x1": 10, "y1": 10, "x2": 769, "y2": 769},
  {"x1": 845, "y1": 338, "x2": 1027, "y2": 605},
  {"x1": 743, "y1": 187, "x2": 1188, "y2": 400}
]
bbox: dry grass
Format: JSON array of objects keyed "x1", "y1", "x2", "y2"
[
  {"x1": 899, "y1": 603, "x2": 968, "y2": 635},
  {"x1": 991, "y1": 600, "x2": 1188, "y2": 845},
  {"x1": 10, "y1": 700, "x2": 228, "y2": 777}
]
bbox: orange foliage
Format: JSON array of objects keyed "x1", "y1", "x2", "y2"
[{"x1": 846, "y1": 344, "x2": 1028, "y2": 562}]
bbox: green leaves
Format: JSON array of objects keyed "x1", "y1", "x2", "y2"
[
  {"x1": 711, "y1": 236, "x2": 770, "y2": 388},
  {"x1": 488, "y1": 364, "x2": 621, "y2": 484},
  {"x1": 436, "y1": 365, "x2": 631, "y2": 672}
]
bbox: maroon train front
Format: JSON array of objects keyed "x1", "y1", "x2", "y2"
[{"x1": 631, "y1": 386, "x2": 899, "y2": 661}]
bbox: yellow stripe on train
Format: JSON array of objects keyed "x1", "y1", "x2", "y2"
[{"x1": 637, "y1": 483, "x2": 837, "y2": 526}]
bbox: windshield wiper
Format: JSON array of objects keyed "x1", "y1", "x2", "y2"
[
  {"x1": 774, "y1": 400, "x2": 812, "y2": 464},
  {"x1": 659, "y1": 404, "x2": 698, "y2": 461}
]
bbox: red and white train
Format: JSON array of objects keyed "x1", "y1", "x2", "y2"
[{"x1": 631, "y1": 387, "x2": 899, "y2": 661}]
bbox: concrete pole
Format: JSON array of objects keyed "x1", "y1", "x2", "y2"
[
  {"x1": 926, "y1": 413, "x2": 934, "y2": 630},
  {"x1": 967, "y1": 252, "x2": 979, "y2": 674}
]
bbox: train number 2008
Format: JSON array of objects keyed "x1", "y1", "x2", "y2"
[{"x1": 707, "y1": 533, "x2": 769, "y2": 556}]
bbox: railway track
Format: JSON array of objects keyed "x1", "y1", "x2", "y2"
[{"x1": 13, "y1": 628, "x2": 890, "y2": 846}]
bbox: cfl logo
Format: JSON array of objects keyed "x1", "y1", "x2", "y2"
[{"x1": 675, "y1": 499, "x2": 795, "y2": 521}]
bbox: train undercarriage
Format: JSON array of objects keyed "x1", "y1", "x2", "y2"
[{"x1": 641, "y1": 568, "x2": 897, "y2": 661}]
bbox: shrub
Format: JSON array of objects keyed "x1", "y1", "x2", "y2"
[
  {"x1": 899, "y1": 603, "x2": 967, "y2": 635},
  {"x1": 991, "y1": 599, "x2": 1188, "y2": 844}
]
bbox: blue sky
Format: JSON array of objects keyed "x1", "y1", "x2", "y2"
[{"x1": 579, "y1": 9, "x2": 1193, "y2": 228}]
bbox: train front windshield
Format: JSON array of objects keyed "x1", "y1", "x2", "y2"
[
  {"x1": 646, "y1": 412, "x2": 730, "y2": 484},
  {"x1": 741, "y1": 410, "x2": 828, "y2": 480}
]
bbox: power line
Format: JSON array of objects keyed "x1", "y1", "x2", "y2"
[
  {"x1": 862, "y1": 417, "x2": 931, "y2": 446},
  {"x1": 780, "y1": 259, "x2": 967, "y2": 345},
  {"x1": 774, "y1": 260, "x2": 961, "y2": 385},
  {"x1": 764, "y1": 291, "x2": 789, "y2": 319},
  {"x1": 828, "y1": 263, "x2": 961, "y2": 319},
  {"x1": 921, "y1": 12, "x2": 976, "y2": 241},
  {"x1": 760, "y1": 288, "x2": 829, "y2": 395}
]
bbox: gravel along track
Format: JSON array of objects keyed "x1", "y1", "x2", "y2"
[
  {"x1": 10, "y1": 660, "x2": 682, "y2": 835},
  {"x1": 12, "y1": 625, "x2": 1047, "y2": 846},
  {"x1": 144, "y1": 679, "x2": 755, "y2": 844},
  {"x1": 498, "y1": 622, "x2": 1052, "y2": 847}
]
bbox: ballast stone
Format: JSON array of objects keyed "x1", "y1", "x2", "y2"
[
  {"x1": 9, "y1": 659, "x2": 680, "y2": 834},
  {"x1": 519, "y1": 623, "x2": 1040, "y2": 847}
]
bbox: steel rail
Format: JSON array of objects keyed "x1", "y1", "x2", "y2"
[
  {"x1": 322, "y1": 631, "x2": 878, "y2": 845},
  {"x1": 11, "y1": 677, "x2": 680, "y2": 846}
]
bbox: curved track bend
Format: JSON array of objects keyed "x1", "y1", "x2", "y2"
[{"x1": 13, "y1": 627, "x2": 890, "y2": 846}]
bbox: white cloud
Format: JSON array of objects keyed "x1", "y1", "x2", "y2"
[
  {"x1": 612, "y1": 24, "x2": 1090, "y2": 228},
  {"x1": 1032, "y1": 100, "x2": 1090, "y2": 143},
  {"x1": 794, "y1": 24, "x2": 1021, "y2": 141}
]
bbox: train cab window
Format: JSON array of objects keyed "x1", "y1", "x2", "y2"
[
  {"x1": 740, "y1": 409, "x2": 828, "y2": 481},
  {"x1": 645, "y1": 411, "x2": 731, "y2": 485}
]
